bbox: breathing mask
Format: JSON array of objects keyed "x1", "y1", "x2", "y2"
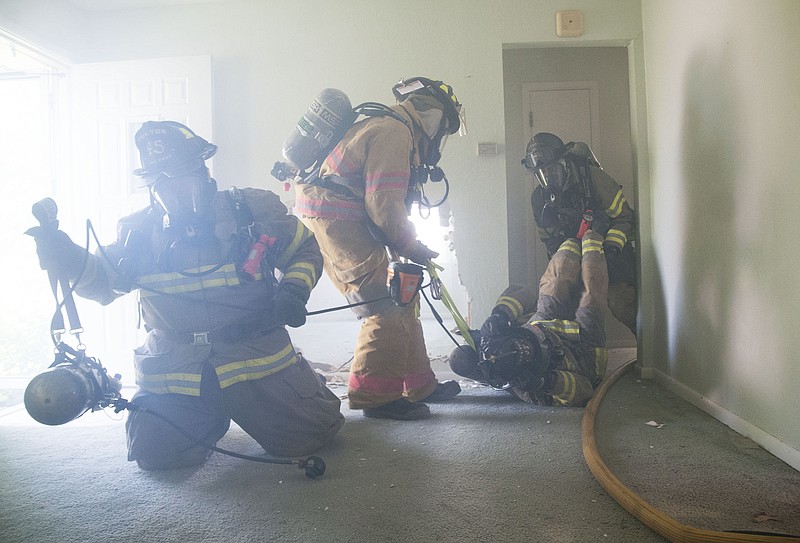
[
  {"x1": 479, "y1": 326, "x2": 547, "y2": 391},
  {"x1": 149, "y1": 166, "x2": 216, "y2": 231}
]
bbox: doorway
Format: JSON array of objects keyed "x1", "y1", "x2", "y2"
[{"x1": 502, "y1": 46, "x2": 635, "y2": 348}]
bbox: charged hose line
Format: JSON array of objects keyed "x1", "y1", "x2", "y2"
[{"x1": 582, "y1": 360, "x2": 800, "y2": 543}]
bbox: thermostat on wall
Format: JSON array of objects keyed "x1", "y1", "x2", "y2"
[{"x1": 477, "y1": 142, "x2": 498, "y2": 156}]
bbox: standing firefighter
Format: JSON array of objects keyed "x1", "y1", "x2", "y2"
[
  {"x1": 448, "y1": 231, "x2": 609, "y2": 407},
  {"x1": 523, "y1": 132, "x2": 638, "y2": 336},
  {"x1": 295, "y1": 76, "x2": 465, "y2": 420},
  {"x1": 27, "y1": 121, "x2": 344, "y2": 470}
]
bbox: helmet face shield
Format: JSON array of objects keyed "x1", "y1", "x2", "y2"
[
  {"x1": 392, "y1": 76, "x2": 463, "y2": 135},
  {"x1": 455, "y1": 105, "x2": 467, "y2": 137}
]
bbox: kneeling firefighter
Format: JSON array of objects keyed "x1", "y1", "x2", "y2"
[
  {"x1": 293, "y1": 76, "x2": 467, "y2": 420},
  {"x1": 26, "y1": 120, "x2": 344, "y2": 470},
  {"x1": 448, "y1": 231, "x2": 609, "y2": 407}
]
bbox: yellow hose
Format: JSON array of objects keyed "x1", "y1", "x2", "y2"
[{"x1": 582, "y1": 360, "x2": 800, "y2": 543}]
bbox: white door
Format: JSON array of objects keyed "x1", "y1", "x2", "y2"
[
  {"x1": 522, "y1": 81, "x2": 599, "y2": 286},
  {"x1": 66, "y1": 55, "x2": 213, "y2": 380}
]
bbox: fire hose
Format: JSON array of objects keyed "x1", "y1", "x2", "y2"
[{"x1": 582, "y1": 359, "x2": 800, "y2": 542}]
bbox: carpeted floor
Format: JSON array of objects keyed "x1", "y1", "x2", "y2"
[{"x1": 1, "y1": 344, "x2": 798, "y2": 543}]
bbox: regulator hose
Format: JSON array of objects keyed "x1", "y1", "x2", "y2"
[{"x1": 582, "y1": 360, "x2": 800, "y2": 542}]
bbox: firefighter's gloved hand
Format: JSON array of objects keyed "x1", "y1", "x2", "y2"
[
  {"x1": 480, "y1": 311, "x2": 512, "y2": 343},
  {"x1": 405, "y1": 241, "x2": 439, "y2": 265},
  {"x1": 272, "y1": 283, "x2": 307, "y2": 328},
  {"x1": 25, "y1": 227, "x2": 85, "y2": 278},
  {"x1": 591, "y1": 213, "x2": 611, "y2": 237},
  {"x1": 604, "y1": 244, "x2": 624, "y2": 283}
]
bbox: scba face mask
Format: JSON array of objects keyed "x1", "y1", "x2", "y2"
[
  {"x1": 150, "y1": 168, "x2": 216, "y2": 234},
  {"x1": 534, "y1": 159, "x2": 569, "y2": 192}
]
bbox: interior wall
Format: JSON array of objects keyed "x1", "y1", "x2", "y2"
[
  {"x1": 641, "y1": 0, "x2": 800, "y2": 466},
  {"x1": 502, "y1": 46, "x2": 635, "y2": 347},
  {"x1": 0, "y1": 0, "x2": 642, "y2": 323}
]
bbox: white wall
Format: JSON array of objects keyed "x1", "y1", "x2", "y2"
[
  {"x1": 0, "y1": 0, "x2": 642, "y2": 323},
  {"x1": 641, "y1": 0, "x2": 800, "y2": 466}
]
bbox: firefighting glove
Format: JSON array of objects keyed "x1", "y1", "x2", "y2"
[
  {"x1": 25, "y1": 227, "x2": 86, "y2": 279},
  {"x1": 480, "y1": 310, "x2": 512, "y2": 352},
  {"x1": 272, "y1": 283, "x2": 307, "y2": 328},
  {"x1": 604, "y1": 244, "x2": 625, "y2": 284},
  {"x1": 405, "y1": 240, "x2": 439, "y2": 266}
]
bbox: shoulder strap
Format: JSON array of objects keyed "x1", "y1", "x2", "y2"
[{"x1": 227, "y1": 187, "x2": 255, "y2": 241}]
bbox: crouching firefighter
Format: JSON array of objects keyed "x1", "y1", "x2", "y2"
[
  {"x1": 523, "y1": 132, "x2": 638, "y2": 336},
  {"x1": 447, "y1": 231, "x2": 609, "y2": 407},
  {"x1": 26, "y1": 120, "x2": 344, "y2": 470},
  {"x1": 293, "y1": 76, "x2": 467, "y2": 420}
]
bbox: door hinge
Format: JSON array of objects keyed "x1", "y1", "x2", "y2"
[{"x1": 529, "y1": 111, "x2": 533, "y2": 128}]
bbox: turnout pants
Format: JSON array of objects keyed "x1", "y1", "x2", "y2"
[
  {"x1": 532, "y1": 231, "x2": 608, "y2": 406},
  {"x1": 300, "y1": 216, "x2": 438, "y2": 409},
  {"x1": 126, "y1": 358, "x2": 344, "y2": 470}
]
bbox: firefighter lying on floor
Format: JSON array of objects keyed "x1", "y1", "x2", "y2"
[{"x1": 448, "y1": 230, "x2": 609, "y2": 407}]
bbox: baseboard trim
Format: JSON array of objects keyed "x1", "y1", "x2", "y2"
[{"x1": 652, "y1": 369, "x2": 800, "y2": 472}]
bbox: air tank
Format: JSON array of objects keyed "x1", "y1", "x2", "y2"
[{"x1": 281, "y1": 88, "x2": 355, "y2": 171}]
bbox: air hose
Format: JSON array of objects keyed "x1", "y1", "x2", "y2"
[{"x1": 582, "y1": 360, "x2": 800, "y2": 542}]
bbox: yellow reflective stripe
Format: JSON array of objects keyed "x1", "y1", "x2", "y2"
[
  {"x1": 216, "y1": 343, "x2": 297, "y2": 388},
  {"x1": 595, "y1": 347, "x2": 608, "y2": 379},
  {"x1": 135, "y1": 371, "x2": 202, "y2": 396},
  {"x1": 605, "y1": 228, "x2": 627, "y2": 248},
  {"x1": 556, "y1": 370, "x2": 577, "y2": 403},
  {"x1": 218, "y1": 358, "x2": 296, "y2": 388},
  {"x1": 558, "y1": 238, "x2": 581, "y2": 256},
  {"x1": 283, "y1": 261, "x2": 317, "y2": 290},
  {"x1": 497, "y1": 295, "x2": 524, "y2": 319},
  {"x1": 606, "y1": 189, "x2": 626, "y2": 219},
  {"x1": 531, "y1": 319, "x2": 580, "y2": 338},
  {"x1": 582, "y1": 237, "x2": 604, "y2": 254},
  {"x1": 139, "y1": 263, "x2": 241, "y2": 298},
  {"x1": 276, "y1": 222, "x2": 308, "y2": 268}
]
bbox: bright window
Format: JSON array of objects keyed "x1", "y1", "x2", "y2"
[{"x1": 0, "y1": 33, "x2": 67, "y2": 407}]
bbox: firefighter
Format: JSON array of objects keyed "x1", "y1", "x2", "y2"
[
  {"x1": 295, "y1": 77, "x2": 465, "y2": 420},
  {"x1": 448, "y1": 231, "x2": 609, "y2": 407},
  {"x1": 27, "y1": 121, "x2": 344, "y2": 470},
  {"x1": 523, "y1": 132, "x2": 638, "y2": 336}
]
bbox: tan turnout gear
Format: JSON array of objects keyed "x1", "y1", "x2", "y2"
[
  {"x1": 295, "y1": 102, "x2": 443, "y2": 410},
  {"x1": 486, "y1": 231, "x2": 609, "y2": 407}
]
